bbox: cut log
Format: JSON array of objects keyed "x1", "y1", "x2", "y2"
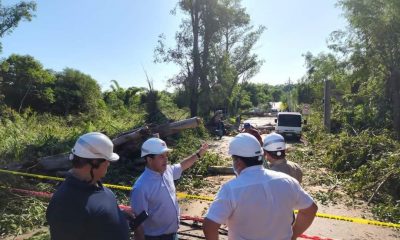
[
  {"x1": 38, "y1": 153, "x2": 71, "y2": 171},
  {"x1": 152, "y1": 117, "x2": 202, "y2": 137},
  {"x1": 112, "y1": 127, "x2": 150, "y2": 147},
  {"x1": 171, "y1": 117, "x2": 201, "y2": 129},
  {"x1": 207, "y1": 166, "x2": 234, "y2": 175},
  {"x1": 112, "y1": 117, "x2": 202, "y2": 147},
  {"x1": 3, "y1": 162, "x2": 25, "y2": 171}
]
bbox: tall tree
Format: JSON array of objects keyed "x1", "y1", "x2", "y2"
[
  {"x1": 53, "y1": 68, "x2": 102, "y2": 115},
  {"x1": 0, "y1": 1, "x2": 36, "y2": 52},
  {"x1": 0, "y1": 1, "x2": 36, "y2": 104},
  {"x1": 212, "y1": 0, "x2": 265, "y2": 114},
  {"x1": 155, "y1": 0, "x2": 264, "y2": 117},
  {"x1": 335, "y1": 0, "x2": 400, "y2": 138},
  {"x1": 0, "y1": 54, "x2": 55, "y2": 112}
]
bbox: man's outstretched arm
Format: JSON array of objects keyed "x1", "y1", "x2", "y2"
[{"x1": 180, "y1": 143, "x2": 208, "y2": 171}]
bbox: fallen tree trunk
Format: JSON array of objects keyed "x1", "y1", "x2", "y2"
[
  {"x1": 207, "y1": 166, "x2": 234, "y2": 175},
  {"x1": 112, "y1": 127, "x2": 150, "y2": 147},
  {"x1": 38, "y1": 153, "x2": 71, "y2": 171},
  {"x1": 113, "y1": 117, "x2": 201, "y2": 147},
  {"x1": 153, "y1": 117, "x2": 202, "y2": 137},
  {"x1": 38, "y1": 117, "x2": 202, "y2": 171}
]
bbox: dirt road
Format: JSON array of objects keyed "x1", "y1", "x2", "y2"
[
  {"x1": 242, "y1": 116, "x2": 276, "y2": 127},
  {"x1": 180, "y1": 117, "x2": 400, "y2": 240}
]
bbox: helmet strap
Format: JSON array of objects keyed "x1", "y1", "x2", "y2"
[
  {"x1": 89, "y1": 167, "x2": 94, "y2": 183},
  {"x1": 87, "y1": 160, "x2": 102, "y2": 183}
]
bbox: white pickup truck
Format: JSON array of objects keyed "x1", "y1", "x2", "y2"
[{"x1": 274, "y1": 112, "x2": 305, "y2": 141}]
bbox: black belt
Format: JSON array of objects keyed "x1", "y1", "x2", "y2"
[{"x1": 145, "y1": 233, "x2": 177, "y2": 240}]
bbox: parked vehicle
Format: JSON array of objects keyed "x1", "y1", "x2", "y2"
[{"x1": 274, "y1": 112, "x2": 306, "y2": 141}]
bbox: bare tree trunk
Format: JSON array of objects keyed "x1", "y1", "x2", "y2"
[
  {"x1": 189, "y1": 0, "x2": 201, "y2": 117},
  {"x1": 198, "y1": 0, "x2": 216, "y2": 117},
  {"x1": 189, "y1": 80, "x2": 198, "y2": 117}
]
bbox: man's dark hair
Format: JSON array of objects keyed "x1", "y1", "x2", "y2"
[
  {"x1": 143, "y1": 154, "x2": 158, "y2": 166},
  {"x1": 143, "y1": 154, "x2": 156, "y2": 160},
  {"x1": 233, "y1": 155, "x2": 262, "y2": 167},
  {"x1": 266, "y1": 150, "x2": 286, "y2": 159},
  {"x1": 71, "y1": 155, "x2": 105, "y2": 169}
]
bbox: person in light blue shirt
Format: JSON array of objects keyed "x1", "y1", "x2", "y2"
[{"x1": 131, "y1": 137, "x2": 208, "y2": 240}]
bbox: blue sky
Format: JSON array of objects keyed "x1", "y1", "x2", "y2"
[{"x1": 2, "y1": 0, "x2": 347, "y2": 91}]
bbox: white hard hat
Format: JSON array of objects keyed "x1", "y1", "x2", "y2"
[
  {"x1": 71, "y1": 132, "x2": 119, "y2": 161},
  {"x1": 263, "y1": 133, "x2": 286, "y2": 152},
  {"x1": 141, "y1": 138, "x2": 172, "y2": 157},
  {"x1": 228, "y1": 133, "x2": 263, "y2": 157}
]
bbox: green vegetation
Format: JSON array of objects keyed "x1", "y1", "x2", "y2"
[
  {"x1": 0, "y1": 181, "x2": 49, "y2": 237},
  {"x1": 290, "y1": 114, "x2": 400, "y2": 223},
  {"x1": 287, "y1": 0, "x2": 400, "y2": 223},
  {"x1": 0, "y1": 116, "x2": 225, "y2": 237},
  {"x1": 0, "y1": 0, "x2": 400, "y2": 238},
  {"x1": 0, "y1": 1, "x2": 36, "y2": 52},
  {"x1": 0, "y1": 106, "x2": 147, "y2": 166}
]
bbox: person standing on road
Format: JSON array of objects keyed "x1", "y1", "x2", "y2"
[
  {"x1": 263, "y1": 133, "x2": 303, "y2": 183},
  {"x1": 46, "y1": 132, "x2": 130, "y2": 240},
  {"x1": 241, "y1": 122, "x2": 263, "y2": 146},
  {"x1": 131, "y1": 137, "x2": 208, "y2": 240},
  {"x1": 235, "y1": 115, "x2": 241, "y2": 130},
  {"x1": 203, "y1": 133, "x2": 317, "y2": 240},
  {"x1": 216, "y1": 119, "x2": 225, "y2": 140}
]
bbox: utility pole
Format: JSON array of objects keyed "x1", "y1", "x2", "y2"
[
  {"x1": 288, "y1": 77, "x2": 291, "y2": 111},
  {"x1": 324, "y1": 79, "x2": 331, "y2": 132}
]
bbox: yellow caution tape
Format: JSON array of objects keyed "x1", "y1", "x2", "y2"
[
  {"x1": 0, "y1": 169, "x2": 211, "y2": 200},
  {"x1": 102, "y1": 183, "x2": 131, "y2": 191},
  {"x1": 0, "y1": 169, "x2": 132, "y2": 191},
  {"x1": 314, "y1": 212, "x2": 400, "y2": 228},
  {"x1": 177, "y1": 192, "x2": 214, "y2": 201},
  {"x1": 0, "y1": 169, "x2": 64, "y2": 181},
  {"x1": 0, "y1": 169, "x2": 209, "y2": 198},
  {"x1": 1, "y1": 169, "x2": 399, "y2": 228}
]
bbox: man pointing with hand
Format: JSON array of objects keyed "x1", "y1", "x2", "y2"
[{"x1": 131, "y1": 137, "x2": 208, "y2": 240}]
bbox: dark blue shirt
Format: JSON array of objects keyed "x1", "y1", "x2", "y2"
[{"x1": 46, "y1": 175, "x2": 130, "y2": 240}]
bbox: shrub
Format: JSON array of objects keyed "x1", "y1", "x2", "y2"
[{"x1": 304, "y1": 113, "x2": 400, "y2": 222}]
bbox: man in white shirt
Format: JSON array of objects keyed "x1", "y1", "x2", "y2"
[
  {"x1": 131, "y1": 137, "x2": 208, "y2": 240},
  {"x1": 203, "y1": 133, "x2": 317, "y2": 240}
]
